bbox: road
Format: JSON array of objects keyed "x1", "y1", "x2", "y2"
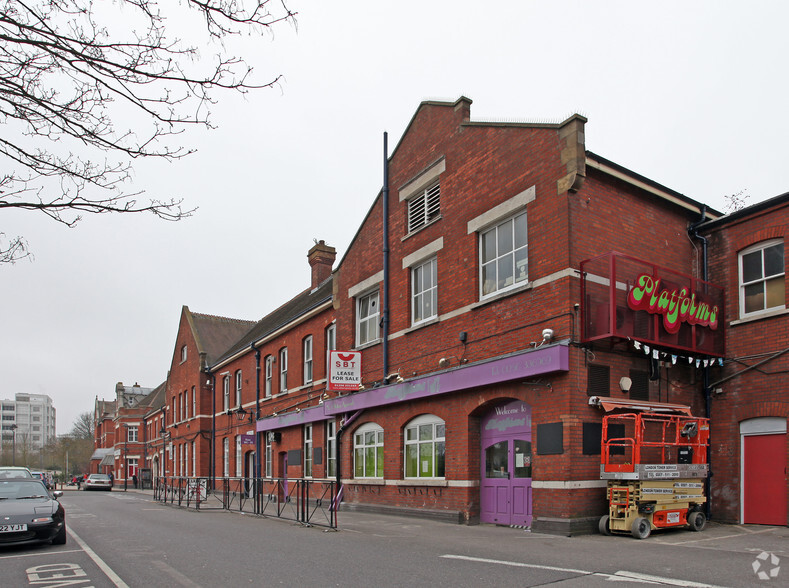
[{"x1": 0, "y1": 488, "x2": 786, "y2": 587}]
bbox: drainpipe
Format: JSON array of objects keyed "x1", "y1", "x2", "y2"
[
  {"x1": 334, "y1": 410, "x2": 364, "y2": 511},
  {"x1": 688, "y1": 205, "x2": 712, "y2": 519},
  {"x1": 254, "y1": 346, "x2": 261, "y2": 481},
  {"x1": 382, "y1": 132, "x2": 390, "y2": 379}
]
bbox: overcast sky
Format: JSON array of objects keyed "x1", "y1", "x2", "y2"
[{"x1": 3, "y1": 0, "x2": 787, "y2": 435}]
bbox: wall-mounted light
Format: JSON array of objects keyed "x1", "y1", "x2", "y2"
[
  {"x1": 619, "y1": 376, "x2": 632, "y2": 394},
  {"x1": 542, "y1": 328, "x2": 554, "y2": 342}
]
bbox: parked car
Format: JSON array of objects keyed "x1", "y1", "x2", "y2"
[
  {"x1": 0, "y1": 467, "x2": 33, "y2": 479},
  {"x1": 0, "y1": 478, "x2": 66, "y2": 547},
  {"x1": 83, "y1": 474, "x2": 112, "y2": 491}
]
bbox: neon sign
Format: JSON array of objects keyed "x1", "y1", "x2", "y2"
[{"x1": 627, "y1": 274, "x2": 719, "y2": 334}]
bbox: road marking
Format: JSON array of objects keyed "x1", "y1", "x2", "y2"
[
  {"x1": 68, "y1": 527, "x2": 130, "y2": 587},
  {"x1": 151, "y1": 559, "x2": 202, "y2": 587},
  {"x1": 440, "y1": 555, "x2": 731, "y2": 587}
]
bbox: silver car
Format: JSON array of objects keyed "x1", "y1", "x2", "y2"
[{"x1": 83, "y1": 474, "x2": 112, "y2": 491}]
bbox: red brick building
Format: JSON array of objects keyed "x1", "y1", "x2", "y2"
[
  {"x1": 244, "y1": 97, "x2": 728, "y2": 534},
  {"x1": 93, "y1": 97, "x2": 786, "y2": 533},
  {"x1": 697, "y1": 192, "x2": 788, "y2": 526}
]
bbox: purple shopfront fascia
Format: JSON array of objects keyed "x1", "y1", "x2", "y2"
[{"x1": 257, "y1": 343, "x2": 569, "y2": 433}]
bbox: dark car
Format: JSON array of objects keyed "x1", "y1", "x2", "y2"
[
  {"x1": 0, "y1": 479, "x2": 66, "y2": 547},
  {"x1": 83, "y1": 474, "x2": 112, "y2": 491}
]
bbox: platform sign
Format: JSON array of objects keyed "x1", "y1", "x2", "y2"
[{"x1": 328, "y1": 351, "x2": 362, "y2": 391}]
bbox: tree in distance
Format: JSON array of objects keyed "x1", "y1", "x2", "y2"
[{"x1": 0, "y1": 0, "x2": 295, "y2": 263}]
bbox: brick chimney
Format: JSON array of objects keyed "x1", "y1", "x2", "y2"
[{"x1": 308, "y1": 240, "x2": 336, "y2": 288}]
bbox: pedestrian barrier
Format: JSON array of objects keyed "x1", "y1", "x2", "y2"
[{"x1": 154, "y1": 476, "x2": 337, "y2": 529}]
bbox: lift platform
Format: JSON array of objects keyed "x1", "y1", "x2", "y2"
[{"x1": 599, "y1": 410, "x2": 709, "y2": 539}]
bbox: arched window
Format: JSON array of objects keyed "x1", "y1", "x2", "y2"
[
  {"x1": 404, "y1": 414, "x2": 445, "y2": 479},
  {"x1": 353, "y1": 423, "x2": 384, "y2": 478}
]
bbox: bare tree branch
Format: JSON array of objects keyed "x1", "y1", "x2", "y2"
[{"x1": 0, "y1": 0, "x2": 295, "y2": 262}]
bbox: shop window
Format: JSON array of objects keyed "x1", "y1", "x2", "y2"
[
  {"x1": 326, "y1": 420, "x2": 337, "y2": 478},
  {"x1": 353, "y1": 423, "x2": 384, "y2": 478},
  {"x1": 404, "y1": 415, "x2": 445, "y2": 479}
]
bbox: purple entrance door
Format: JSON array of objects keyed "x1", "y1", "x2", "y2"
[{"x1": 480, "y1": 401, "x2": 532, "y2": 526}]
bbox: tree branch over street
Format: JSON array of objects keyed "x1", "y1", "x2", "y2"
[{"x1": 0, "y1": 0, "x2": 296, "y2": 263}]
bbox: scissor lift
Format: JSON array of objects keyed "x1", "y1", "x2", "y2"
[{"x1": 599, "y1": 410, "x2": 709, "y2": 539}]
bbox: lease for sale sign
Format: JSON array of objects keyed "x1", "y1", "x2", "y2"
[{"x1": 328, "y1": 351, "x2": 362, "y2": 391}]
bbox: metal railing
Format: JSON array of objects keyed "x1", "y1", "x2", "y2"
[{"x1": 154, "y1": 476, "x2": 337, "y2": 529}]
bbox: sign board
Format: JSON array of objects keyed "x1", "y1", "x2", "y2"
[
  {"x1": 328, "y1": 351, "x2": 362, "y2": 391},
  {"x1": 241, "y1": 434, "x2": 256, "y2": 445}
]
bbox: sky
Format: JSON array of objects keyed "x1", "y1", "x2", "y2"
[{"x1": 3, "y1": 0, "x2": 788, "y2": 435}]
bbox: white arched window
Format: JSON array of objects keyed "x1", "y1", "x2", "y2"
[
  {"x1": 353, "y1": 423, "x2": 384, "y2": 478},
  {"x1": 404, "y1": 414, "x2": 445, "y2": 479}
]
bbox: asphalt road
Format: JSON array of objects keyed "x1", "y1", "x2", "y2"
[{"x1": 1, "y1": 488, "x2": 786, "y2": 587}]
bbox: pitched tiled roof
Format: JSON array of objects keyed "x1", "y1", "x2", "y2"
[
  {"x1": 186, "y1": 308, "x2": 256, "y2": 367},
  {"x1": 138, "y1": 381, "x2": 167, "y2": 413},
  {"x1": 213, "y1": 278, "x2": 333, "y2": 367}
]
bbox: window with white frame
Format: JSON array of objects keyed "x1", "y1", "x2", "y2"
[
  {"x1": 185, "y1": 389, "x2": 189, "y2": 420},
  {"x1": 326, "y1": 323, "x2": 336, "y2": 352},
  {"x1": 235, "y1": 370, "x2": 243, "y2": 407},
  {"x1": 223, "y1": 375, "x2": 230, "y2": 411},
  {"x1": 304, "y1": 424, "x2": 313, "y2": 478},
  {"x1": 480, "y1": 211, "x2": 528, "y2": 298},
  {"x1": 127, "y1": 425, "x2": 138, "y2": 442},
  {"x1": 180, "y1": 344, "x2": 187, "y2": 363},
  {"x1": 326, "y1": 420, "x2": 337, "y2": 477},
  {"x1": 192, "y1": 441, "x2": 196, "y2": 476},
  {"x1": 279, "y1": 348, "x2": 288, "y2": 392},
  {"x1": 408, "y1": 181, "x2": 441, "y2": 233},
  {"x1": 740, "y1": 239, "x2": 785, "y2": 317},
  {"x1": 404, "y1": 415, "x2": 445, "y2": 479},
  {"x1": 223, "y1": 437, "x2": 229, "y2": 478},
  {"x1": 356, "y1": 290, "x2": 380, "y2": 347},
  {"x1": 303, "y1": 336, "x2": 313, "y2": 384},
  {"x1": 265, "y1": 356, "x2": 274, "y2": 397},
  {"x1": 236, "y1": 435, "x2": 242, "y2": 477},
  {"x1": 412, "y1": 257, "x2": 438, "y2": 325},
  {"x1": 179, "y1": 444, "x2": 185, "y2": 477},
  {"x1": 184, "y1": 442, "x2": 189, "y2": 477},
  {"x1": 180, "y1": 393, "x2": 184, "y2": 421},
  {"x1": 265, "y1": 435, "x2": 272, "y2": 478},
  {"x1": 353, "y1": 423, "x2": 384, "y2": 478}
]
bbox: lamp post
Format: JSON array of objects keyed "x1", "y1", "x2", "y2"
[{"x1": 10, "y1": 424, "x2": 17, "y2": 466}]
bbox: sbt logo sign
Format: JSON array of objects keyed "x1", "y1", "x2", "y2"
[{"x1": 328, "y1": 351, "x2": 362, "y2": 391}]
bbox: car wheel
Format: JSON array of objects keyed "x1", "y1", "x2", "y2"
[
  {"x1": 631, "y1": 517, "x2": 651, "y2": 539},
  {"x1": 52, "y1": 525, "x2": 67, "y2": 545}
]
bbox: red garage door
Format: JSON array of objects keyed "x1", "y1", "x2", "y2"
[{"x1": 743, "y1": 433, "x2": 787, "y2": 525}]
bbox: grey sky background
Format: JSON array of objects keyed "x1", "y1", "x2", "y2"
[{"x1": 2, "y1": 1, "x2": 786, "y2": 435}]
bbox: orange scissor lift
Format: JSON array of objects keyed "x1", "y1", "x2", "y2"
[{"x1": 599, "y1": 410, "x2": 709, "y2": 539}]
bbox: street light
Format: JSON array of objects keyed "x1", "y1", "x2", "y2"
[{"x1": 10, "y1": 424, "x2": 17, "y2": 466}]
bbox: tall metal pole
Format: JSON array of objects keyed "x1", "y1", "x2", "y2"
[{"x1": 11, "y1": 424, "x2": 17, "y2": 466}]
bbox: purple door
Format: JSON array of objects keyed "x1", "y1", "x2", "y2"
[{"x1": 480, "y1": 401, "x2": 532, "y2": 526}]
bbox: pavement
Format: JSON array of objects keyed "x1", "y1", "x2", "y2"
[{"x1": 57, "y1": 483, "x2": 789, "y2": 557}]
